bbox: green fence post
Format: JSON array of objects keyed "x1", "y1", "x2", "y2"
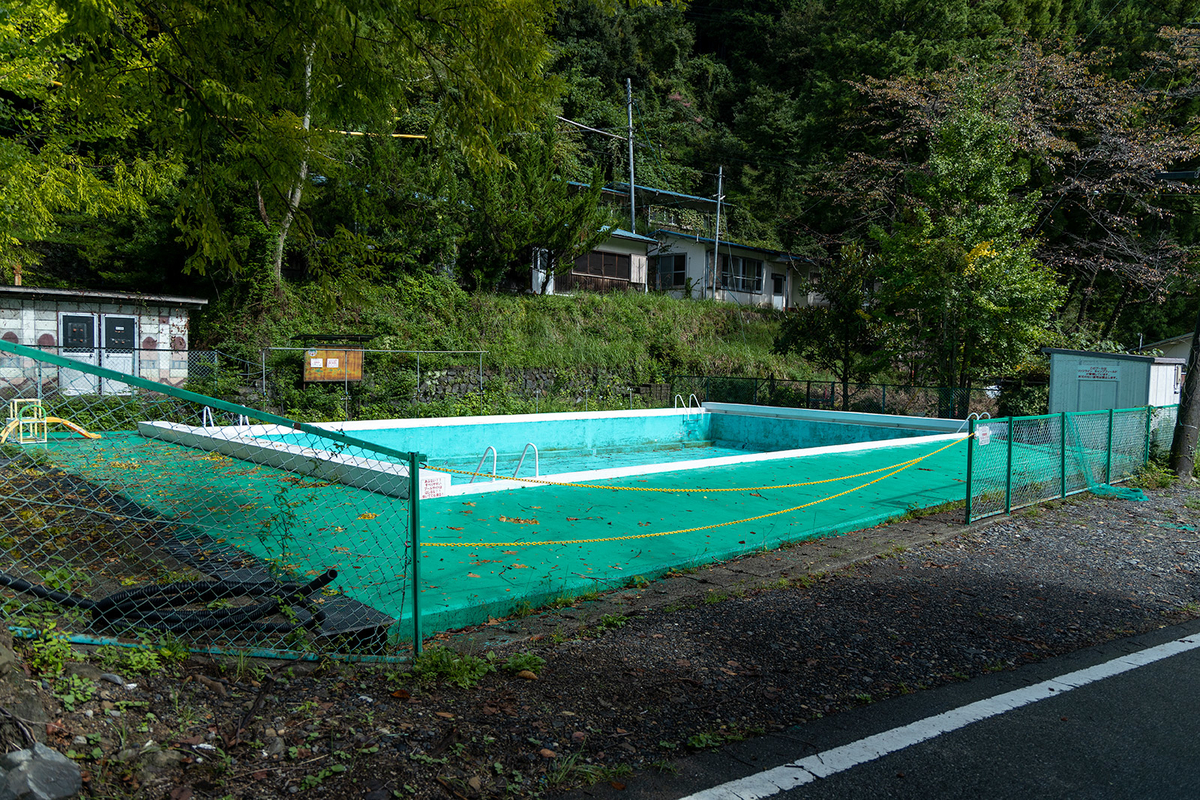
[
  {"x1": 806, "y1": 380, "x2": 811, "y2": 408},
  {"x1": 1004, "y1": 417, "x2": 1014, "y2": 515},
  {"x1": 881, "y1": 384, "x2": 886, "y2": 414},
  {"x1": 965, "y1": 417, "x2": 975, "y2": 524},
  {"x1": 409, "y1": 451, "x2": 424, "y2": 657},
  {"x1": 1060, "y1": 412, "x2": 1067, "y2": 499},
  {"x1": 1105, "y1": 408, "x2": 1114, "y2": 485},
  {"x1": 1144, "y1": 406, "x2": 1153, "y2": 465}
]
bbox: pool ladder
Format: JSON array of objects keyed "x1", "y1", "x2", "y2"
[
  {"x1": 469, "y1": 442, "x2": 540, "y2": 483},
  {"x1": 956, "y1": 411, "x2": 991, "y2": 433},
  {"x1": 201, "y1": 407, "x2": 250, "y2": 429},
  {"x1": 674, "y1": 393, "x2": 702, "y2": 419}
]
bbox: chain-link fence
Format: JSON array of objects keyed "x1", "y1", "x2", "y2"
[
  {"x1": 668, "y1": 376, "x2": 1002, "y2": 419},
  {"x1": 965, "y1": 405, "x2": 1178, "y2": 522},
  {"x1": 0, "y1": 340, "x2": 425, "y2": 662}
]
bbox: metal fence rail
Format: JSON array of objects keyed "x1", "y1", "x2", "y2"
[
  {"x1": 0, "y1": 340, "x2": 424, "y2": 661},
  {"x1": 668, "y1": 375, "x2": 1003, "y2": 419},
  {"x1": 965, "y1": 405, "x2": 1178, "y2": 523}
]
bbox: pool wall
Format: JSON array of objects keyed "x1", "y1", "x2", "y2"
[{"x1": 139, "y1": 405, "x2": 964, "y2": 500}]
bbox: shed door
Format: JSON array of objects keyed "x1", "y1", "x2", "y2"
[
  {"x1": 101, "y1": 315, "x2": 137, "y2": 395},
  {"x1": 1077, "y1": 379, "x2": 1119, "y2": 412},
  {"x1": 59, "y1": 314, "x2": 98, "y2": 395}
]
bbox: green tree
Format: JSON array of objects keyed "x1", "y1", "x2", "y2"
[
  {"x1": 774, "y1": 243, "x2": 888, "y2": 410},
  {"x1": 453, "y1": 125, "x2": 616, "y2": 291},
  {"x1": 54, "y1": 0, "x2": 563, "y2": 282},
  {"x1": 871, "y1": 103, "x2": 1065, "y2": 407},
  {"x1": 0, "y1": 1, "x2": 179, "y2": 282}
]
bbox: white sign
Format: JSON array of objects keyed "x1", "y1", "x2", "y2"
[
  {"x1": 1077, "y1": 364, "x2": 1120, "y2": 380},
  {"x1": 977, "y1": 425, "x2": 991, "y2": 446},
  {"x1": 326, "y1": 358, "x2": 339, "y2": 369},
  {"x1": 310, "y1": 358, "x2": 323, "y2": 368}
]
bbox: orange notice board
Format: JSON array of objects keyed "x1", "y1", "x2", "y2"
[{"x1": 303, "y1": 348, "x2": 363, "y2": 382}]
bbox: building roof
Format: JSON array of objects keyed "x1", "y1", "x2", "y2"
[
  {"x1": 1137, "y1": 331, "x2": 1193, "y2": 352},
  {"x1": 0, "y1": 285, "x2": 208, "y2": 308},
  {"x1": 603, "y1": 227, "x2": 657, "y2": 244},
  {"x1": 654, "y1": 229, "x2": 787, "y2": 258},
  {"x1": 604, "y1": 183, "x2": 721, "y2": 211},
  {"x1": 1043, "y1": 347, "x2": 1185, "y2": 366}
]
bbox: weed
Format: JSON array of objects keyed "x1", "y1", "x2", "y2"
[
  {"x1": 854, "y1": 692, "x2": 872, "y2": 703},
  {"x1": 796, "y1": 573, "x2": 820, "y2": 589},
  {"x1": 578, "y1": 590, "x2": 602, "y2": 602},
  {"x1": 703, "y1": 591, "x2": 728, "y2": 605},
  {"x1": 650, "y1": 759, "x2": 680, "y2": 775},
  {"x1": 1132, "y1": 461, "x2": 1176, "y2": 490},
  {"x1": 412, "y1": 647, "x2": 495, "y2": 689},
  {"x1": 54, "y1": 674, "x2": 95, "y2": 711},
  {"x1": 511, "y1": 600, "x2": 535, "y2": 619},
  {"x1": 628, "y1": 575, "x2": 650, "y2": 590},
  {"x1": 547, "y1": 594, "x2": 576, "y2": 610},
  {"x1": 546, "y1": 753, "x2": 633, "y2": 788},
  {"x1": 1180, "y1": 602, "x2": 1200, "y2": 616},
  {"x1": 25, "y1": 624, "x2": 72, "y2": 676},
  {"x1": 502, "y1": 652, "x2": 546, "y2": 675},
  {"x1": 762, "y1": 577, "x2": 790, "y2": 590},
  {"x1": 1184, "y1": 498, "x2": 1200, "y2": 511},
  {"x1": 594, "y1": 613, "x2": 628, "y2": 633}
]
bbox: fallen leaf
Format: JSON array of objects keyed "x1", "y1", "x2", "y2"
[
  {"x1": 435, "y1": 712, "x2": 454, "y2": 719},
  {"x1": 610, "y1": 781, "x2": 626, "y2": 791},
  {"x1": 448, "y1": 526, "x2": 463, "y2": 531},
  {"x1": 539, "y1": 748, "x2": 557, "y2": 759},
  {"x1": 516, "y1": 670, "x2": 538, "y2": 680},
  {"x1": 357, "y1": 512, "x2": 378, "y2": 520},
  {"x1": 391, "y1": 689, "x2": 411, "y2": 700},
  {"x1": 467, "y1": 573, "x2": 481, "y2": 578}
]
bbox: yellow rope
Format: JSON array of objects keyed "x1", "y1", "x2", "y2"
[
  {"x1": 422, "y1": 435, "x2": 969, "y2": 548},
  {"x1": 420, "y1": 438, "x2": 966, "y2": 493}
]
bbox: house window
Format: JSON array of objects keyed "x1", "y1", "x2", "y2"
[
  {"x1": 719, "y1": 254, "x2": 764, "y2": 293},
  {"x1": 573, "y1": 251, "x2": 631, "y2": 280},
  {"x1": 654, "y1": 254, "x2": 686, "y2": 288}
]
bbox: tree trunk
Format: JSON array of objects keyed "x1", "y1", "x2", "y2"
[
  {"x1": 1100, "y1": 280, "x2": 1132, "y2": 341},
  {"x1": 1168, "y1": 313, "x2": 1200, "y2": 479},
  {"x1": 270, "y1": 43, "x2": 314, "y2": 284}
]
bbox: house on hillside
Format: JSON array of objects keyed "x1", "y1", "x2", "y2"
[
  {"x1": 650, "y1": 230, "x2": 815, "y2": 310},
  {"x1": 1136, "y1": 331, "x2": 1193, "y2": 363},
  {"x1": 532, "y1": 227, "x2": 656, "y2": 294},
  {"x1": 533, "y1": 181, "x2": 818, "y2": 310}
]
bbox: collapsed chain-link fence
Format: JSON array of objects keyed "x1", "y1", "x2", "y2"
[
  {"x1": 0, "y1": 340, "x2": 424, "y2": 661},
  {"x1": 966, "y1": 405, "x2": 1178, "y2": 522}
]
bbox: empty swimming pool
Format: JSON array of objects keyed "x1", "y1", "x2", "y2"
[{"x1": 139, "y1": 403, "x2": 964, "y2": 499}]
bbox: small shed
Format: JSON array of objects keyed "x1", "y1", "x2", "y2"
[
  {"x1": 1045, "y1": 348, "x2": 1184, "y2": 413},
  {"x1": 0, "y1": 286, "x2": 208, "y2": 395}
]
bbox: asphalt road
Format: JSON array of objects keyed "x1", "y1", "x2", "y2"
[{"x1": 565, "y1": 618, "x2": 1200, "y2": 800}]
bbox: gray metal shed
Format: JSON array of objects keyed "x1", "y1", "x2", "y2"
[{"x1": 1045, "y1": 348, "x2": 1183, "y2": 413}]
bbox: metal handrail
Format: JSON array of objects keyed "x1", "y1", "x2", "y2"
[
  {"x1": 513, "y1": 442, "x2": 539, "y2": 478},
  {"x1": 957, "y1": 411, "x2": 991, "y2": 434},
  {"x1": 470, "y1": 446, "x2": 497, "y2": 483}
]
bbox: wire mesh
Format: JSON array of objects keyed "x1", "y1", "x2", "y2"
[
  {"x1": 0, "y1": 340, "x2": 419, "y2": 660},
  {"x1": 966, "y1": 405, "x2": 1178, "y2": 523}
]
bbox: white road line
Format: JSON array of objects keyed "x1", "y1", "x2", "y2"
[{"x1": 680, "y1": 633, "x2": 1200, "y2": 800}]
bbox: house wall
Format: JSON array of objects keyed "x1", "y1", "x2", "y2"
[
  {"x1": 652, "y1": 237, "x2": 813, "y2": 310},
  {"x1": 0, "y1": 297, "x2": 194, "y2": 394},
  {"x1": 533, "y1": 238, "x2": 649, "y2": 295}
]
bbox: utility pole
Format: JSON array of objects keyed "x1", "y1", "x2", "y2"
[
  {"x1": 627, "y1": 78, "x2": 636, "y2": 235},
  {"x1": 712, "y1": 165, "x2": 724, "y2": 300}
]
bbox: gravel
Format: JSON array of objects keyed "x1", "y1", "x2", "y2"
[{"x1": 38, "y1": 483, "x2": 1200, "y2": 798}]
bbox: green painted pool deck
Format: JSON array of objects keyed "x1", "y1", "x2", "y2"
[{"x1": 26, "y1": 432, "x2": 969, "y2": 634}]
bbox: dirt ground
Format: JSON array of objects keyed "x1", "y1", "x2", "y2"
[{"x1": 4, "y1": 476, "x2": 1199, "y2": 799}]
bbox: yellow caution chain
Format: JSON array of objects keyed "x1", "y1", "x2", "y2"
[
  {"x1": 420, "y1": 437, "x2": 966, "y2": 494},
  {"x1": 422, "y1": 435, "x2": 969, "y2": 548}
]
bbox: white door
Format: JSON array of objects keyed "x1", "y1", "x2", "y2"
[
  {"x1": 100, "y1": 315, "x2": 137, "y2": 395},
  {"x1": 59, "y1": 314, "x2": 99, "y2": 395}
]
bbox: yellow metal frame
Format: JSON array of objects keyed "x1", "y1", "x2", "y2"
[{"x1": 1, "y1": 399, "x2": 99, "y2": 444}]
